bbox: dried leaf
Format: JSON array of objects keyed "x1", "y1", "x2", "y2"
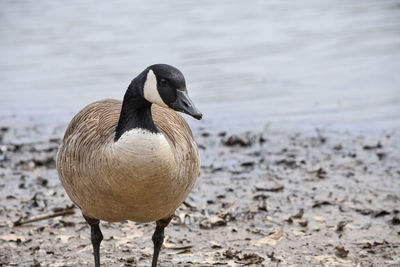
[{"x1": 251, "y1": 227, "x2": 284, "y2": 247}]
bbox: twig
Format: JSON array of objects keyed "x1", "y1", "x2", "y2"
[
  {"x1": 13, "y1": 209, "x2": 75, "y2": 226},
  {"x1": 182, "y1": 201, "x2": 197, "y2": 211}
]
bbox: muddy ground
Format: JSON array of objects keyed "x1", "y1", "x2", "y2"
[{"x1": 0, "y1": 123, "x2": 399, "y2": 266}]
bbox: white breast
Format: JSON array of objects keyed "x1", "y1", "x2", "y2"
[{"x1": 112, "y1": 128, "x2": 175, "y2": 174}]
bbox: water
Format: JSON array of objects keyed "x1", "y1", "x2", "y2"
[{"x1": 1, "y1": 0, "x2": 400, "y2": 132}]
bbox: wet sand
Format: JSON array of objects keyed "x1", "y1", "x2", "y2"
[{"x1": 0, "y1": 123, "x2": 399, "y2": 266}]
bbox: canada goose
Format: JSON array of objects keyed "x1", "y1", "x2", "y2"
[{"x1": 56, "y1": 64, "x2": 202, "y2": 267}]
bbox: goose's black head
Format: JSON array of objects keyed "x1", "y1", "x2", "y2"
[{"x1": 141, "y1": 64, "x2": 202, "y2": 120}]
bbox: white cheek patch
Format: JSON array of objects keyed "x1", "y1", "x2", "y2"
[{"x1": 143, "y1": 69, "x2": 168, "y2": 108}]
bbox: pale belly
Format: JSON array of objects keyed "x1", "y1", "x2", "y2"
[
  {"x1": 58, "y1": 129, "x2": 197, "y2": 222},
  {"x1": 77, "y1": 173, "x2": 193, "y2": 222}
]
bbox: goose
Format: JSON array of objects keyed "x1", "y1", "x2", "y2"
[{"x1": 56, "y1": 64, "x2": 202, "y2": 267}]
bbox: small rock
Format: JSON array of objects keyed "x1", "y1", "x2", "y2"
[
  {"x1": 218, "y1": 131, "x2": 226, "y2": 137},
  {"x1": 223, "y1": 135, "x2": 251, "y2": 147},
  {"x1": 336, "y1": 221, "x2": 347, "y2": 232},
  {"x1": 391, "y1": 217, "x2": 400, "y2": 225},
  {"x1": 376, "y1": 151, "x2": 386, "y2": 160},
  {"x1": 276, "y1": 158, "x2": 297, "y2": 168},
  {"x1": 285, "y1": 217, "x2": 293, "y2": 224},
  {"x1": 316, "y1": 168, "x2": 327, "y2": 179},
  {"x1": 210, "y1": 242, "x2": 222, "y2": 249},
  {"x1": 373, "y1": 210, "x2": 390, "y2": 218},
  {"x1": 298, "y1": 220, "x2": 308, "y2": 227},
  {"x1": 363, "y1": 142, "x2": 382, "y2": 150},
  {"x1": 241, "y1": 161, "x2": 254, "y2": 167},
  {"x1": 126, "y1": 256, "x2": 136, "y2": 263},
  {"x1": 335, "y1": 246, "x2": 349, "y2": 258},
  {"x1": 255, "y1": 182, "x2": 284, "y2": 192},
  {"x1": 333, "y1": 144, "x2": 343, "y2": 150},
  {"x1": 291, "y1": 209, "x2": 304, "y2": 219},
  {"x1": 223, "y1": 248, "x2": 239, "y2": 259},
  {"x1": 36, "y1": 177, "x2": 48, "y2": 187},
  {"x1": 242, "y1": 252, "x2": 264, "y2": 265}
]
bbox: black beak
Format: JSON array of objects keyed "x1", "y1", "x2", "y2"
[{"x1": 170, "y1": 90, "x2": 202, "y2": 120}]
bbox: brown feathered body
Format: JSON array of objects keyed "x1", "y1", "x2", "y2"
[{"x1": 56, "y1": 99, "x2": 199, "y2": 222}]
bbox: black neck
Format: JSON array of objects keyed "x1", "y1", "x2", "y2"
[{"x1": 114, "y1": 76, "x2": 159, "y2": 141}]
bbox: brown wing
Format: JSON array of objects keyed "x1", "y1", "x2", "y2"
[
  {"x1": 62, "y1": 99, "x2": 122, "y2": 144},
  {"x1": 57, "y1": 99, "x2": 122, "y2": 185},
  {"x1": 152, "y1": 105, "x2": 195, "y2": 149},
  {"x1": 152, "y1": 105, "x2": 200, "y2": 194}
]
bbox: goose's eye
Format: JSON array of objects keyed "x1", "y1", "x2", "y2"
[{"x1": 159, "y1": 79, "x2": 168, "y2": 87}]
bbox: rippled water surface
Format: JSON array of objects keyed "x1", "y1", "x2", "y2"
[{"x1": 1, "y1": 0, "x2": 400, "y2": 131}]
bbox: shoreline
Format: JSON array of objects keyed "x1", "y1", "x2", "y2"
[{"x1": 0, "y1": 122, "x2": 399, "y2": 266}]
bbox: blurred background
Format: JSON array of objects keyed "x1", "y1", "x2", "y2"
[{"x1": 1, "y1": 0, "x2": 400, "y2": 132}]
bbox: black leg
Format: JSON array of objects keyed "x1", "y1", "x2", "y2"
[
  {"x1": 151, "y1": 217, "x2": 172, "y2": 267},
  {"x1": 151, "y1": 226, "x2": 165, "y2": 267},
  {"x1": 84, "y1": 215, "x2": 103, "y2": 267}
]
